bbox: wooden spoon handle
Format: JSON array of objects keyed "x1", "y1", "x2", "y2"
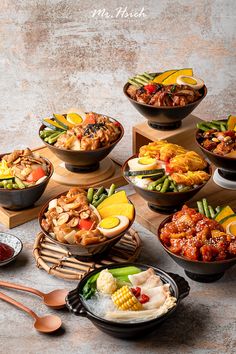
[
  {"x1": 0, "y1": 280, "x2": 44, "y2": 298},
  {"x1": 0, "y1": 290, "x2": 37, "y2": 320}
]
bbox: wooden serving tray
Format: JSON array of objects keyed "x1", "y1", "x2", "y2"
[
  {"x1": 33, "y1": 229, "x2": 141, "y2": 281},
  {"x1": 130, "y1": 115, "x2": 236, "y2": 234},
  {"x1": 0, "y1": 146, "x2": 127, "y2": 229}
]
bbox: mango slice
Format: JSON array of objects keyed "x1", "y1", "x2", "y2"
[
  {"x1": 97, "y1": 191, "x2": 129, "y2": 210},
  {"x1": 162, "y1": 68, "x2": 193, "y2": 85},
  {"x1": 153, "y1": 70, "x2": 177, "y2": 83},
  {"x1": 98, "y1": 203, "x2": 134, "y2": 221}
]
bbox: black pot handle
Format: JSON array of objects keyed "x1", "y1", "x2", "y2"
[
  {"x1": 167, "y1": 272, "x2": 190, "y2": 300},
  {"x1": 65, "y1": 288, "x2": 87, "y2": 317}
]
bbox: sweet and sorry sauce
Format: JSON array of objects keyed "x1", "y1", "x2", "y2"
[{"x1": 0, "y1": 242, "x2": 14, "y2": 261}]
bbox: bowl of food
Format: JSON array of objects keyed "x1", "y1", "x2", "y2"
[
  {"x1": 196, "y1": 116, "x2": 236, "y2": 181},
  {"x1": 122, "y1": 140, "x2": 211, "y2": 213},
  {"x1": 66, "y1": 263, "x2": 190, "y2": 338},
  {"x1": 0, "y1": 148, "x2": 53, "y2": 210},
  {"x1": 39, "y1": 111, "x2": 124, "y2": 172},
  {"x1": 0, "y1": 232, "x2": 23, "y2": 266},
  {"x1": 158, "y1": 198, "x2": 236, "y2": 282},
  {"x1": 124, "y1": 68, "x2": 207, "y2": 130},
  {"x1": 39, "y1": 185, "x2": 135, "y2": 260}
]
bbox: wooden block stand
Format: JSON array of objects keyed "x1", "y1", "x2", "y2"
[
  {"x1": 0, "y1": 147, "x2": 127, "y2": 229},
  {"x1": 130, "y1": 115, "x2": 236, "y2": 234}
]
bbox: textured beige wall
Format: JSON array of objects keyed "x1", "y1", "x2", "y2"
[{"x1": 0, "y1": 0, "x2": 235, "y2": 162}]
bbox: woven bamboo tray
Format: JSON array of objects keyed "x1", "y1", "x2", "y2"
[{"x1": 33, "y1": 229, "x2": 141, "y2": 281}]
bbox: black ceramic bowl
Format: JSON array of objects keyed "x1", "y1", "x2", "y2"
[
  {"x1": 39, "y1": 190, "x2": 135, "y2": 261},
  {"x1": 66, "y1": 262, "x2": 190, "y2": 338},
  {"x1": 0, "y1": 155, "x2": 53, "y2": 210},
  {"x1": 123, "y1": 74, "x2": 207, "y2": 131},
  {"x1": 196, "y1": 121, "x2": 236, "y2": 181},
  {"x1": 122, "y1": 154, "x2": 211, "y2": 214},
  {"x1": 158, "y1": 215, "x2": 236, "y2": 282},
  {"x1": 39, "y1": 116, "x2": 124, "y2": 173}
]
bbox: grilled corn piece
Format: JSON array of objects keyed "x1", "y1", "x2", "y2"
[{"x1": 112, "y1": 286, "x2": 142, "y2": 311}]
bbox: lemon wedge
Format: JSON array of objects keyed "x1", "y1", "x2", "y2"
[{"x1": 66, "y1": 112, "x2": 83, "y2": 125}]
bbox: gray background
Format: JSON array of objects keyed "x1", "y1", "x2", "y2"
[{"x1": 0, "y1": 0, "x2": 235, "y2": 162}]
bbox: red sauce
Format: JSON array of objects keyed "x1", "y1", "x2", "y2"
[
  {"x1": 0, "y1": 242, "x2": 14, "y2": 261},
  {"x1": 160, "y1": 205, "x2": 236, "y2": 262}
]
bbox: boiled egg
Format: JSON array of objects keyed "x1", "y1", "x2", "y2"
[
  {"x1": 176, "y1": 75, "x2": 204, "y2": 90},
  {"x1": 226, "y1": 221, "x2": 236, "y2": 237},
  {"x1": 97, "y1": 215, "x2": 129, "y2": 237},
  {"x1": 128, "y1": 157, "x2": 158, "y2": 171}
]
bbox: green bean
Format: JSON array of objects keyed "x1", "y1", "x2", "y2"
[
  {"x1": 156, "y1": 184, "x2": 162, "y2": 191},
  {"x1": 202, "y1": 198, "x2": 210, "y2": 218},
  {"x1": 148, "y1": 175, "x2": 167, "y2": 189},
  {"x1": 208, "y1": 122, "x2": 219, "y2": 130},
  {"x1": 208, "y1": 205, "x2": 216, "y2": 219},
  {"x1": 93, "y1": 187, "x2": 105, "y2": 200},
  {"x1": 47, "y1": 132, "x2": 64, "y2": 144},
  {"x1": 160, "y1": 178, "x2": 170, "y2": 193},
  {"x1": 92, "y1": 194, "x2": 107, "y2": 208},
  {"x1": 87, "y1": 188, "x2": 94, "y2": 203},
  {"x1": 212, "y1": 120, "x2": 227, "y2": 125},
  {"x1": 13, "y1": 183, "x2": 18, "y2": 189},
  {"x1": 197, "y1": 201, "x2": 205, "y2": 215},
  {"x1": 179, "y1": 186, "x2": 191, "y2": 192},
  {"x1": 40, "y1": 129, "x2": 55, "y2": 138},
  {"x1": 215, "y1": 206, "x2": 222, "y2": 214},
  {"x1": 170, "y1": 181, "x2": 178, "y2": 192},
  {"x1": 196, "y1": 123, "x2": 211, "y2": 132},
  {"x1": 220, "y1": 124, "x2": 226, "y2": 132},
  {"x1": 108, "y1": 184, "x2": 116, "y2": 197},
  {"x1": 14, "y1": 177, "x2": 25, "y2": 189},
  {"x1": 6, "y1": 183, "x2": 13, "y2": 189},
  {"x1": 0, "y1": 181, "x2": 3, "y2": 187},
  {"x1": 147, "y1": 184, "x2": 155, "y2": 191}
]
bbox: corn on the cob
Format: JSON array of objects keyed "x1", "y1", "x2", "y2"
[{"x1": 112, "y1": 286, "x2": 142, "y2": 311}]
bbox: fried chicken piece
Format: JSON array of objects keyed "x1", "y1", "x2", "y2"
[
  {"x1": 171, "y1": 170, "x2": 210, "y2": 186},
  {"x1": 169, "y1": 151, "x2": 207, "y2": 172},
  {"x1": 159, "y1": 144, "x2": 187, "y2": 162}
]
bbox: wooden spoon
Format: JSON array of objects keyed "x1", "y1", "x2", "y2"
[
  {"x1": 0, "y1": 280, "x2": 68, "y2": 309},
  {"x1": 0, "y1": 291, "x2": 62, "y2": 333}
]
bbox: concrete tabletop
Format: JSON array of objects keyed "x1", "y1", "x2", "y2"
[{"x1": 0, "y1": 212, "x2": 235, "y2": 354}]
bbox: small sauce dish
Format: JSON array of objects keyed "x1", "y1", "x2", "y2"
[{"x1": 0, "y1": 232, "x2": 23, "y2": 266}]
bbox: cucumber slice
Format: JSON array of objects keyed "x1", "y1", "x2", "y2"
[{"x1": 126, "y1": 168, "x2": 165, "y2": 177}]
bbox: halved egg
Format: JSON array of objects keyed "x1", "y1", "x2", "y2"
[
  {"x1": 176, "y1": 75, "x2": 204, "y2": 90},
  {"x1": 128, "y1": 157, "x2": 158, "y2": 171},
  {"x1": 226, "y1": 221, "x2": 236, "y2": 237},
  {"x1": 97, "y1": 215, "x2": 129, "y2": 237}
]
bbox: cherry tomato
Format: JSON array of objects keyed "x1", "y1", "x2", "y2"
[
  {"x1": 140, "y1": 294, "x2": 150, "y2": 304},
  {"x1": 144, "y1": 84, "x2": 156, "y2": 94},
  {"x1": 27, "y1": 167, "x2": 46, "y2": 182},
  {"x1": 84, "y1": 114, "x2": 96, "y2": 125},
  {"x1": 131, "y1": 287, "x2": 141, "y2": 298},
  {"x1": 78, "y1": 219, "x2": 94, "y2": 230},
  {"x1": 77, "y1": 133, "x2": 82, "y2": 139}
]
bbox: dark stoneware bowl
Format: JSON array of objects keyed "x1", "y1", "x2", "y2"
[
  {"x1": 39, "y1": 116, "x2": 124, "y2": 173},
  {"x1": 196, "y1": 121, "x2": 236, "y2": 181},
  {"x1": 123, "y1": 73, "x2": 207, "y2": 130},
  {"x1": 158, "y1": 215, "x2": 236, "y2": 282},
  {"x1": 65, "y1": 262, "x2": 190, "y2": 338},
  {"x1": 0, "y1": 155, "x2": 53, "y2": 210},
  {"x1": 122, "y1": 154, "x2": 212, "y2": 214},
  {"x1": 39, "y1": 190, "x2": 135, "y2": 261}
]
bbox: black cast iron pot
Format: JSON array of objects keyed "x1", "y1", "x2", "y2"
[{"x1": 66, "y1": 262, "x2": 190, "y2": 338}]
